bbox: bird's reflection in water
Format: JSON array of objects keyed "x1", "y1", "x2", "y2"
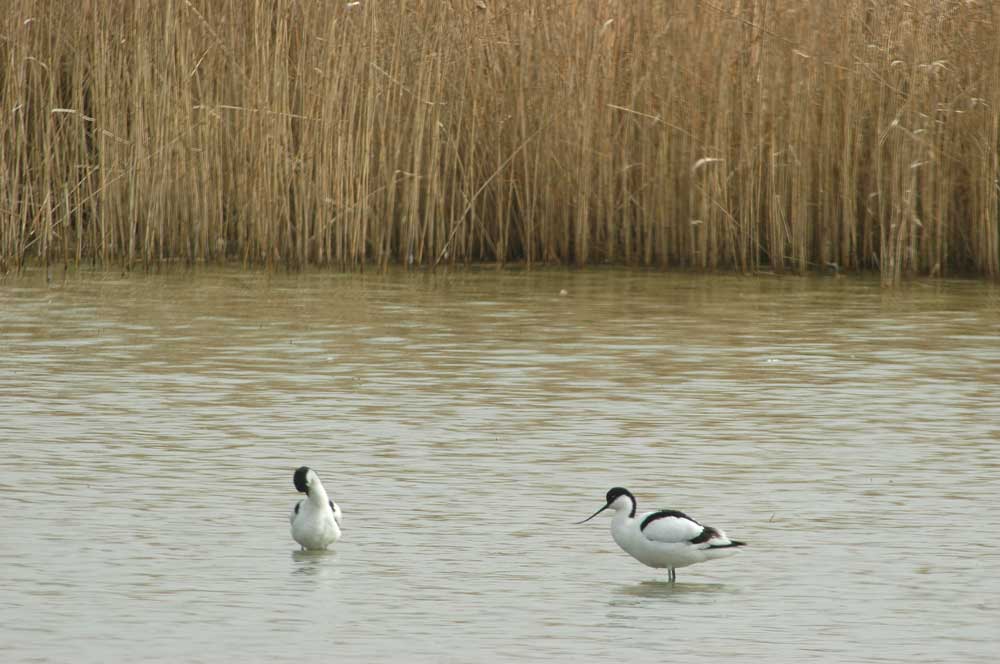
[
  {"x1": 609, "y1": 579, "x2": 733, "y2": 606},
  {"x1": 291, "y1": 548, "x2": 337, "y2": 577}
]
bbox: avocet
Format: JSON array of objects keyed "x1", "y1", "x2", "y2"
[
  {"x1": 290, "y1": 466, "x2": 342, "y2": 550},
  {"x1": 578, "y1": 487, "x2": 745, "y2": 582}
]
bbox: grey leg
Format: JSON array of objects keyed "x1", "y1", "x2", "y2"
[{"x1": 668, "y1": 568, "x2": 676, "y2": 583}]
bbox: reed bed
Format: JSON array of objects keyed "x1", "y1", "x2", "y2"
[{"x1": 1, "y1": 0, "x2": 998, "y2": 283}]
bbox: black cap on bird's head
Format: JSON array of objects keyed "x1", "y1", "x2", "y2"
[
  {"x1": 293, "y1": 466, "x2": 311, "y2": 495},
  {"x1": 576, "y1": 487, "x2": 636, "y2": 524},
  {"x1": 605, "y1": 487, "x2": 634, "y2": 505}
]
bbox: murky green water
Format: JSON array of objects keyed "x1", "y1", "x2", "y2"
[{"x1": 2, "y1": 268, "x2": 999, "y2": 663}]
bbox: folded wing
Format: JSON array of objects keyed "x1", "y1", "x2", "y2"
[
  {"x1": 639, "y1": 510, "x2": 706, "y2": 544},
  {"x1": 330, "y1": 500, "x2": 343, "y2": 526}
]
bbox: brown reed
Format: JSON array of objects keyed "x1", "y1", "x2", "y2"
[{"x1": 1, "y1": 0, "x2": 997, "y2": 284}]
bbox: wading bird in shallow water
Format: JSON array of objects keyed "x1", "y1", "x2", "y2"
[
  {"x1": 577, "y1": 487, "x2": 745, "y2": 583},
  {"x1": 290, "y1": 466, "x2": 342, "y2": 550}
]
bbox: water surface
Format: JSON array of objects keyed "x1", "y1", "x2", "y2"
[{"x1": 2, "y1": 268, "x2": 998, "y2": 662}]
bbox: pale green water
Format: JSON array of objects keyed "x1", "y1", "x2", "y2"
[{"x1": 2, "y1": 268, "x2": 999, "y2": 663}]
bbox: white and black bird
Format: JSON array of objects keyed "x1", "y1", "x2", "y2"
[
  {"x1": 578, "y1": 487, "x2": 745, "y2": 582},
  {"x1": 290, "y1": 466, "x2": 342, "y2": 550}
]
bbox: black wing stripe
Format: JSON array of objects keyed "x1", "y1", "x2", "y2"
[
  {"x1": 639, "y1": 509, "x2": 699, "y2": 532},
  {"x1": 689, "y1": 525, "x2": 720, "y2": 544},
  {"x1": 294, "y1": 503, "x2": 300, "y2": 515},
  {"x1": 329, "y1": 500, "x2": 336, "y2": 512}
]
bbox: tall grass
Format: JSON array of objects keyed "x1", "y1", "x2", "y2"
[{"x1": 1, "y1": 0, "x2": 997, "y2": 283}]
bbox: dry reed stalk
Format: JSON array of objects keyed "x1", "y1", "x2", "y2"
[{"x1": 1, "y1": 0, "x2": 997, "y2": 281}]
